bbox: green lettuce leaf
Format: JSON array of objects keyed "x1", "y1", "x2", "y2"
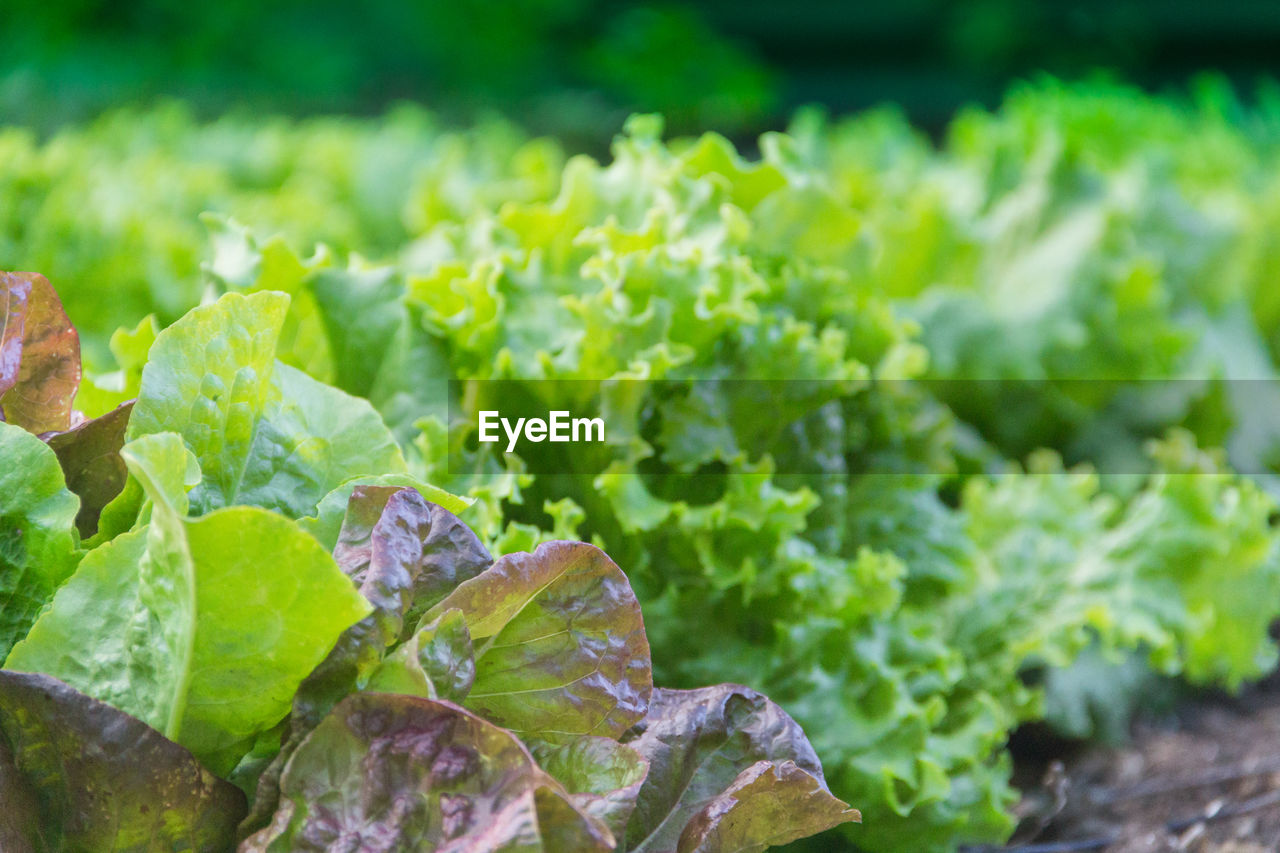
[
  {"x1": 0, "y1": 422, "x2": 81, "y2": 659},
  {"x1": 531, "y1": 736, "x2": 649, "y2": 842},
  {"x1": 366, "y1": 607, "x2": 476, "y2": 702},
  {"x1": 127, "y1": 290, "x2": 406, "y2": 518},
  {"x1": 427, "y1": 541, "x2": 653, "y2": 742},
  {"x1": 0, "y1": 670, "x2": 245, "y2": 853}
]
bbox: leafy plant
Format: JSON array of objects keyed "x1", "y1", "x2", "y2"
[
  {"x1": 9, "y1": 79, "x2": 1280, "y2": 851},
  {"x1": 0, "y1": 277, "x2": 857, "y2": 851}
]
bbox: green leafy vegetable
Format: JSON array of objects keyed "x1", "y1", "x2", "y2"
[
  {"x1": 6, "y1": 432, "x2": 374, "y2": 775},
  {"x1": 428, "y1": 541, "x2": 653, "y2": 742},
  {"x1": 0, "y1": 422, "x2": 80, "y2": 659}
]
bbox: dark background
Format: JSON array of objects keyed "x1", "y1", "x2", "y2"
[{"x1": 4, "y1": 0, "x2": 1280, "y2": 137}]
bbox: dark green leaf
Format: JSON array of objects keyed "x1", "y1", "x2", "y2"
[
  {"x1": 0, "y1": 670, "x2": 245, "y2": 852},
  {"x1": 244, "y1": 693, "x2": 612, "y2": 852},
  {"x1": 43, "y1": 400, "x2": 134, "y2": 537}
]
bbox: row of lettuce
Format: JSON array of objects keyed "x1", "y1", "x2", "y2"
[
  {"x1": 1, "y1": 272, "x2": 859, "y2": 850},
  {"x1": 8, "y1": 78, "x2": 1280, "y2": 850}
]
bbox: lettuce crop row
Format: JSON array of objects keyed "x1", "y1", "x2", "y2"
[
  {"x1": 0, "y1": 271, "x2": 857, "y2": 851},
  {"x1": 7, "y1": 79, "x2": 1280, "y2": 851}
]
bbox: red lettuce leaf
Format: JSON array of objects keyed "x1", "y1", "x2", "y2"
[
  {"x1": 241, "y1": 692, "x2": 613, "y2": 852},
  {"x1": 622, "y1": 685, "x2": 858, "y2": 852},
  {"x1": 427, "y1": 541, "x2": 653, "y2": 743},
  {"x1": 242, "y1": 486, "x2": 491, "y2": 836},
  {"x1": 676, "y1": 760, "x2": 860, "y2": 853},
  {"x1": 0, "y1": 272, "x2": 81, "y2": 434}
]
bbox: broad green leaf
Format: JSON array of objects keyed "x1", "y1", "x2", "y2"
[
  {"x1": 622, "y1": 685, "x2": 852, "y2": 853},
  {"x1": 43, "y1": 400, "x2": 134, "y2": 537},
  {"x1": 6, "y1": 433, "x2": 372, "y2": 774},
  {"x1": 0, "y1": 670, "x2": 245, "y2": 852},
  {"x1": 128, "y1": 291, "x2": 285, "y2": 512},
  {"x1": 531, "y1": 736, "x2": 649, "y2": 841},
  {"x1": 427, "y1": 541, "x2": 653, "y2": 742},
  {"x1": 244, "y1": 693, "x2": 611, "y2": 852},
  {"x1": 674, "y1": 760, "x2": 860, "y2": 853},
  {"x1": 0, "y1": 271, "x2": 81, "y2": 434},
  {"x1": 308, "y1": 264, "x2": 404, "y2": 398},
  {"x1": 127, "y1": 290, "x2": 408, "y2": 518},
  {"x1": 236, "y1": 362, "x2": 408, "y2": 517},
  {"x1": 0, "y1": 422, "x2": 80, "y2": 658}
]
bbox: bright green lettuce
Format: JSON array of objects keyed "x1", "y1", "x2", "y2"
[
  {"x1": 0, "y1": 422, "x2": 80, "y2": 658},
  {"x1": 5, "y1": 432, "x2": 374, "y2": 775}
]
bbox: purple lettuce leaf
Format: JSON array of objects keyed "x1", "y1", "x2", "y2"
[
  {"x1": 241, "y1": 692, "x2": 613, "y2": 852},
  {"x1": 621, "y1": 685, "x2": 859, "y2": 853},
  {"x1": 426, "y1": 541, "x2": 653, "y2": 743},
  {"x1": 675, "y1": 760, "x2": 860, "y2": 853},
  {"x1": 242, "y1": 486, "x2": 491, "y2": 836}
]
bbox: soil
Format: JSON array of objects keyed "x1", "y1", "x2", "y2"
[{"x1": 992, "y1": 676, "x2": 1280, "y2": 852}]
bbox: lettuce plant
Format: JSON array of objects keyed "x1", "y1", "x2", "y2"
[
  {"x1": 9, "y1": 80, "x2": 1280, "y2": 851},
  {"x1": 0, "y1": 274, "x2": 857, "y2": 852}
]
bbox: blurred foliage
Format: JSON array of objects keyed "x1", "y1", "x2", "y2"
[
  {"x1": 0, "y1": 0, "x2": 777, "y2": 139},
  {"x1": 4, "y1": 0, "x2": 1279, "y2": 139}
]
